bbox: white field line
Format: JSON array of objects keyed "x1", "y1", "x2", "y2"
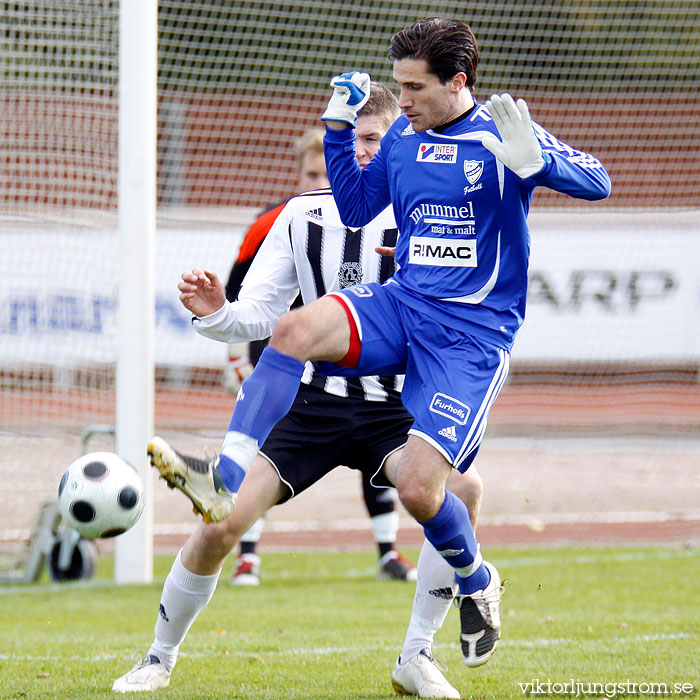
[
  {"x1": 0, "y1": 633, "x2": 694, "y2": 663},
  {"x1": 493, "y1": 546, "x2": 699, "y2": 569},
  {"x1": 1, "y1": 546, "x2": 697, "y2": 595}
]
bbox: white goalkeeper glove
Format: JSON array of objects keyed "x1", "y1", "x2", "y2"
[
  {"x1": 481, "y1": 93, "x2": 546, "y2": 179},
  {"x1": 321, "y1": 72, "x2": 371, "y2": 127},
  {"x1": 223, "y1": 345, "x2": 254, "y2": 396}
]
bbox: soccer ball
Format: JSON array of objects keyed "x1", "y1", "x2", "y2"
[{"x1": 57, "y1": 452, "x2": 144, "y2": 539}]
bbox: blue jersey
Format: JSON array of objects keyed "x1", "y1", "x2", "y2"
[{"x1": 324, "y1": 103, "x2": 611, "y2": 349}]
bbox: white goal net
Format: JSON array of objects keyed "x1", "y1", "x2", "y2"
[{"x1": 2, "y1": 1, "x2": 699, "y2": 554}]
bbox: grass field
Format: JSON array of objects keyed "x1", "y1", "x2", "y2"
[{"x1": 1, "y1": 544, "x2": 698, "y2": 699}]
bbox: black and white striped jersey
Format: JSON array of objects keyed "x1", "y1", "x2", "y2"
[{"x1": 193, "y1": 188, "x2": 403, "y2": 402}]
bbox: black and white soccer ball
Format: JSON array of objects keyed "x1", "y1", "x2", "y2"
[{"x1": 57, "y1": 452, "x2": 144, "y2": 539}]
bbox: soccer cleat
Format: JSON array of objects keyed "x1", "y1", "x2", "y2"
[
  {"x1": 391, "y1": 650, "x2": 460, "y2": 698},
  {"x1": 378, "y1": 549, "x2": 418, "y2": 582},
  {"x1": 454, "y1": 560, "x2": 504, "y2": 667},
  {"x1": 229, "y1": 553, "x2": 261, "y2": 586},
  {"x1": 112, "y1": 654, "x2": 171, "y2": 692},
  {"x1": 147, "y1": 436, "x2": 235, "y2": 523}
]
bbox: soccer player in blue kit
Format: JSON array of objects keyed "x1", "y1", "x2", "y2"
[{"x1": 157, "y1": 15, "x2": 611, "y2": 681}]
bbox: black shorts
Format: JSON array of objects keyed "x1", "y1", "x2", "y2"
[{"x1": 260, "y1": 383, "x2": 413, "y2": 503}]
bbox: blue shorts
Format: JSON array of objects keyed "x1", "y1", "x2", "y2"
[{"x1": 318, "y1": 282, "x2": 510, "y2": 470}]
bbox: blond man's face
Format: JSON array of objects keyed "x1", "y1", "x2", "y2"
[{"x1": 297, "y1": 151, "x2": 329, "y2": 192}]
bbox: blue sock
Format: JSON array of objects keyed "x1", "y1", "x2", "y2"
[
  {"x1": 217, "y1": 455, "x2": 247, "y2": 493},
  {"x1": 217, "y1": 347, "x2": 304, "y2": 493},
  {"x1": 229, "y1": 347, "x2": 305, "y2": 441},
  {"x1": 458, "y1": 561, "x2": 491, "y2": 594},
  {"x1": 420, "y1": 490, "x2": 490, "y2": 595}
]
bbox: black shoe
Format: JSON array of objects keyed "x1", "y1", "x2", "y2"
[
  {"x1": 378, "y1": 549, "x2": 417, "y2": 581},
  {"x1": 454, "y1": 561, "x2": 503, "y2": 667}
]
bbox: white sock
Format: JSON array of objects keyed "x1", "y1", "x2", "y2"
[
  {"x1": 240, "y1": 516, "x2": 265, "y2": 544},
  {"x1": 150, "y1": 549, "x2": 220, "y2": 671},
  {"x1": 221, "y1": 430, "x2": 259, "y2": 471},
  {"x1": 371, "y1": 510, "x2": 398, "y2": 546},
  {"x1": 400, "y1": 540, "x2": 456, "y2": 663}
]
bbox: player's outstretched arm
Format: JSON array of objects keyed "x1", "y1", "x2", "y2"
[
  {"x1": 321, "y1": 71, "x2": 370, "y2": 128},
  {"x1": 178, "y1": 268, "x2": 226, "y2": 318},
  {"x1": 481, "y1": 93, "x2": 545, "y2": 179}
]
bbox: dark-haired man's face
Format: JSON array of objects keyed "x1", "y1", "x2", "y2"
[{"x1": 393, "y1": 58, "x2": 472, "y2": 132}]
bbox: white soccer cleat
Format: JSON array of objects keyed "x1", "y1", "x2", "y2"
[
  {"x1": 112, "y1": 654, "x2": 171, "y2": 693},
  {"x1": 147, "y1": 436, "x2": 235, "y2": 523},
  {"x1": 229, "y1": 553, "x2": 261, "y2": 586},
  {"x1": 391, "y1": 650, "x2": 460, "y2": 698},
  {"x1": 454, "y1": 560, "x2": 503, "y2": 667}
]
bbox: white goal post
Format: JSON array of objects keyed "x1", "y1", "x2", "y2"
[{"x1": 114, "y1": 0, "x2": 157, "y2": 584}]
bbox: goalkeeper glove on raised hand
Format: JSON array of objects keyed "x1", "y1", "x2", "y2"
[
  {"x1": 481, "y1": 93, "x2": 546, "y2": 179},
  {"x1": 321, "y1": 72, "x2": 370, "y2": 127}
]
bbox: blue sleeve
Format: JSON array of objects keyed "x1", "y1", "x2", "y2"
[
  {"x1": 324, "y1": 125, "x2": 392, "y2": 227},
  {"x1": 528, "y1": 124, "x2": 612, "y2": 200}
]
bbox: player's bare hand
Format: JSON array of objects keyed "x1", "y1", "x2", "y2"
[
  {"x1": 375, "y1": 246, "x2": 395, "y2": 257},
  {"x1": 178, "y1": 268, "x2": 226, "y2": 317}
]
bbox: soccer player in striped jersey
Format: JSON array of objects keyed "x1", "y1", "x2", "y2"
[
  {"x1": 223, "y1": 128, "x2": 328, "y2": 390},
  {"x1": 113, "y1": 83, "x2": 480, "y2": 698},
  {"x1": 223, "y1": 129, "x2": 417, "y2": 587}
]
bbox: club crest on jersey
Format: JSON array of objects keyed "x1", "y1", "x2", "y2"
[
  {"x1": 463, "y1": 160, "x2": 483, "y2": 184},
  {"x1": 338, "y1": 262, "x2": 363, "y2": 288},
  {"x1": 416, "y1": 143, "x2": 458, "y2": 163},
  {"x1": 347, "y1": 284, "x2": 373, "y2": 298},
  {"x1": 429, "y1": 392, "x2": 471, "y2": 425}
]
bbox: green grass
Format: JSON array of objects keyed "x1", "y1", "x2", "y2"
[{"x1": 1, "y1": 545, "x2": 698, "y2": 699}]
